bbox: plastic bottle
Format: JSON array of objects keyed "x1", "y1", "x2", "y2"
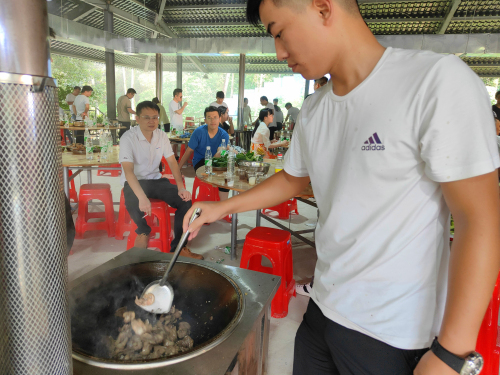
[
  {"x1": 107, "y1": 131, "x2": 113, "y2": 155},
  {"x1": 227, "y1": 144, "x2": 235, "y2": 177},
  {"x1": 220, "y1": 139, "x2": 227, "y2": 157},
  {"x1": 205, "y1": 146, "x2": 213, "y2": 174},
  {"x1": 85, "y1": 135, "x2": 93, "y2": 160},
  {"x1": 84, "y1": 128, "x2": 90, "y2": 145},
  {"x1": 100, "y1": 131, "x2": 108, "y2": 160},
  {"x1": 275, "y1": 153, "x2": 284, "y2": 173}
]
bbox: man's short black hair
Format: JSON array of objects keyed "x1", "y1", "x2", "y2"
[
  {"x1": 173, "y1": 88, "x2": 182, "y2": 97},
  {"x1": 136, "y1": 101, "x2": 159, "y2": 117},
  {"x1": 315, "y1": 77, "x2": 328, "y2": 86},
  {"x1": 74, "y1": 86, "x2": 81, "y2": 91},
  {"x1": 81, "y1": 85, "x2": 93, "y2": 93},
  {"x1": 496, "y1": 91, "x2": 500, "y2": 98},
  {"x1": 247, "y1": 0, "x2": 360, "y2": 26},
  {"x1": 216, "y1": 91, "x2": 225, "y2": 99},
  {"x1": 273, "y1": 98, "x2": 279, "y2": 103},
  {"x1": 285, "y1": 102, "x2": 292, "y2": 107},
  {"x1": 260, "y1": 96, "x2": 268, "y2": 102},
  {"x1": 152, "y1": 97, "x2": 160, "y2": 104},
  {"x1": 204, "y1": 106, "x2": 221, "y2": 118},
  {"x1": 127, "y1": 88, "x2": 137, "y2": 95},
  {"x1": 244, "y1": 97, "x2": 248, "y2": 102}
]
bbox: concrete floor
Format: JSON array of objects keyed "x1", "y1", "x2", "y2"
[{"x1": 68, "y1": 164, "x2": 318, "y2": 375}]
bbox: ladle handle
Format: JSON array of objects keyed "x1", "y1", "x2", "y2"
[{"x1": 159, "y1": 208, "x2": 201, "y2": 287}]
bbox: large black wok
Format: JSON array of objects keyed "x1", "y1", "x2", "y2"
[{"x1": 70, "y1": 261, "x2": 244, "y2": 364}]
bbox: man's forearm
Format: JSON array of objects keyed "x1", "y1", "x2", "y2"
[
  {"x1": 178, "y1": 148, "x2": 192, "y2": 169},
  {"x1": 219, "y1": 171, "x2": 310, "y2": 215},
  {"x1": 439, "y1": 172, "x2": 500, "y2": 357},
  {"x1": 166, "y1": 155, "x2": 185, "y2": 189},
  {"x1": 124, "y1": 170, "x2": 147, "y2": 200}
]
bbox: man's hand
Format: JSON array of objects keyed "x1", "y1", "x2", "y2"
[
  {"x1": 183, "y1": 201, "x2": 227, "y2": 240},
  {"x1": 414, "y1": 350, "x2": 457, "y2": 375},
  {"x1": 138, "y1": 195, "x2": 151, "y2": 217},
  {"x1": 178, "y1": 188, "x2": 191, "y2": 202},
  {"x1": 183, "y1": 102, "x2": 188, "y2": 107}
]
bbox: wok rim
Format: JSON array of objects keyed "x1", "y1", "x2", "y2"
[{"x1": 71, "y1": 260, "x2": 245, "y2": 370}]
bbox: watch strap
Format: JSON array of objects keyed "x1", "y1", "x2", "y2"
[{"x1": 430, "y1": 337, "x2": 464, "y2": 374}]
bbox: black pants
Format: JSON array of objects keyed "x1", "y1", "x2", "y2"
[
  {"x1": 269, "y1": 127, "x2": 277, "y2": 141},
  {"x1": 276, "y1": 122, "x2": 283, "y2": 131},
  {"x1": 294, "y1": 300, "x2": 428, "y2": 375},
  {"x1": 123, "y1": 179, "x2": 192, "y2": 252},
  {"x1": 119, "y1": 122, "x2": 131, "y2": 139},
  {"x1": 194, "y1": 160, "x2": 229, "y2": 193}
]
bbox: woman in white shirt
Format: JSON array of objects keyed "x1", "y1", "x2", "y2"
[{"x1": 251, "y1": 108, "x2": 288, "y2": 158}]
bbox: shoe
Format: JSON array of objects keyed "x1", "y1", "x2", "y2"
[
  {"x1": 296, "y1": 282, "x2": 312, "y2": 297},
  {"x1": 179, "y1": 247, "x2": 204, "y2": 260},
  {"x1": 134, "y1": 233, "x2": 149, "y2": 249}
]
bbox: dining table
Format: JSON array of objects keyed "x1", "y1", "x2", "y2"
[
  {"x1": 61, "y1": 146, "x2": 122, "y2": 204},
  {"x1": 196, "y1": 158, "x2": 315, "y2": 260}
]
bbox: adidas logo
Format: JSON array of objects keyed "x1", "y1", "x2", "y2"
[{"x1": 361, "y1": 132, "x2": 385, "y2": 151}]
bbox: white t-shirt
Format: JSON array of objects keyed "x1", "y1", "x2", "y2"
[
  {"x1": 210, "y1": 101, "x2": 228, "y2": 109},
  {"x1": 65, "y1": 93, "x2": 76, "y2": 105},
  {"x1": 287, "y1": 106, "x2": 300, "y2": 123},
  {"x1": 119, "y1": 126, "x2": 175, "y2": 186},
  {"x1": 284, "y1": 47, "x2": 500, "y2": 350},
  {"x1": 251, "y1": 122, "x2": 271, "y2": 148},
  {"x1": 73, "y1": 95, "x2": 90, "y2": 121},
  {"x1": 169, "y1": 100, "x2": 184, "y2": 131},
  {"x1": 243, "y1": 106, "x2": 252, "y2": 125}
]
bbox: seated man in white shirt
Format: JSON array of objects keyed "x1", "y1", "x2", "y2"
[{"x1": 120, "y1": 101, "x2": 203, "y2": 259}]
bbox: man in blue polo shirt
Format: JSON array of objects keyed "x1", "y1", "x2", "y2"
[{"x1": 178, "y1": 106, "x2": 231, "y2": 214}]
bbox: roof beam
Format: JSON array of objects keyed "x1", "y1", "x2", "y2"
[
  {"x1": 187, "y1": 56, "x2": 208, "y2": 73},
  {"x1": 438, "y1": 0, "x2": 462, "y2": 34},
  {"x1": 78, "y1": 0, "x2": 171, "y2": 37}
]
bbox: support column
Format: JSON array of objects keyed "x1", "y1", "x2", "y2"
[
  {"x1": 304, "y1": 79, "x2": 310, "y2": 100},
  {"x1": 104, "y1": 10, "x2": 116, "y2": 120},
  {"x1": 156, "y1": 53, "x2": 162, "y2": 102},
  {"x1": 237, "y1": 54, "x2": 246, "y2": 132},
  {"x1": 176, "y1": 54, "x2": 182, "y2": 90}
]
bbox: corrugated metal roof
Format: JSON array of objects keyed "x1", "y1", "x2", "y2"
[{"x1": 48, "y1": 0, "x2": 500, "y2": 76}]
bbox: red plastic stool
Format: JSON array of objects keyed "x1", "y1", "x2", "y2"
[
  {"x1": 475, "y1": 272, "x2": 500, "y2": 374},
  {"x1": 126, "y1": 199, "x2": 172, "y2": 252},
  {"x1": 263, "y1": 199, "x2": 299, "y2": 220},
  {"x1": 192, "y1": 177, "x2": 220, "y2": 204},
  {"x1": 68, "y1": 170, "x2": 78, "y2": 203},
  {"x1": 60, "y1": 129, "x2": 66, "y2": 145},
  {"x1": 240, "y1": 227, "x2": 295, "y2": 318},
  {"x1": 115, "y1": 189, "x2": 134, "y2": 240},
  {"x1": 97, "y1": 163, "x2": 122, "y2": 177},
  {"x1": 75, "y1": 184, "x2": 115, "y2": 239}
]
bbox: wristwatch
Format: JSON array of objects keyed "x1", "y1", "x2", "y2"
[{"x1": 430, "y1": 337, "x2": 484, "y2": 375}]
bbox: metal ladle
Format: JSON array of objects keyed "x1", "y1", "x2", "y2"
[{"x1": 136, "y1": 208, "x2": 201, "y2": 314}]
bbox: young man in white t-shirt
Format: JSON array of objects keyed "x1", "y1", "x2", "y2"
[
  {"x1": 183, "y1": 1, "x2": 500, "y2": 374},
  {"x1": 65, "y1": 86, "x2": 81, "y2": 121},
  {"x1": 119, "y1": 101, "x2": 202, "y2": 260},
  {"x1": 210, "y1": 91, "x2": 229, "y2": 109},
  {"x1": 72, "y1": 86, "x2": 93, "y2": 143},
  {"x1": 169, "y1": 88, "x2": 188, "y2": 158}
]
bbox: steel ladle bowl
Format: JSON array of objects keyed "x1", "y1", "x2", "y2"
[{"x1": 237, "y1": 161, "x2": 270, "y2": 175}]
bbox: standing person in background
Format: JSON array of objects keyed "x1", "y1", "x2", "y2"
[
  {"x1": 210, "y1": 91, "x2": 228, "y2": 109},
  {"x1": 274, "y1": 104, "x2": 284, "y2": 134},
  {"x1": 314, "y1": 76, "x2": 329, "y2": 91},
  {"x1": 169, "y1": 88, "x2": 188, "y2": 158},
  {"x1": 219, "y1": 106, "x2": 235, "y2": 135},
  {"x1": 65, "y1": 86, "x2": 81, "y2": 121},
  {"x1": 273, "y1": 98, "x2": 279, "y2": 106},
  {"x1": 72, "y1": 85, "x2": 93, "y2": 144},
  {"x1": 285, "y1": 102, "x2": 300, "y2": 131},
  {"x1": 260, "y1": 96, "x2": 277, "y2": 140},
  {"x1": 492, "y1": 91, "x2": 500, "y2": 120},
  {"x1": 117, "y1": 88, "x2": 137, "y2": 139},
  {"x1": 152, "y1": 97, "x2": 170, "y2": 131},
  {"x1": 243, "y1": 98, "x2": 253, "y2": 126},
  {"x1": 59, "y1": 106, "x2": 73, "y2": 144}
]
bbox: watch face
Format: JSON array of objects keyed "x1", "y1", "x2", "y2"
[{"x1": 461, "y1": 352, "x2": 484, "y2": 375}]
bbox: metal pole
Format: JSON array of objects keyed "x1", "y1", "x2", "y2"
[
  {"x1": 156, "y1": 53, "x2": 163, "y2": 102},
  {"x1": 304, "y1": 79, "x2": 310, "y2": 100},
  {"x1": 176, "y1": 54, "x2": 182, "y2": 90},
  {"x1": 104, "y1": 10, "x2": 116, "y2": 120},
  {"x1": 0, "y1": 0, "x2": 72, "y2": 373},
  {"x1": 237, "y1": 54, "x2": 246, "y2": 132}
]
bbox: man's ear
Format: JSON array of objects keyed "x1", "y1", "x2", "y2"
[{"x1": 312, "y1": 0, "x2": 333, "y2": 26}]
